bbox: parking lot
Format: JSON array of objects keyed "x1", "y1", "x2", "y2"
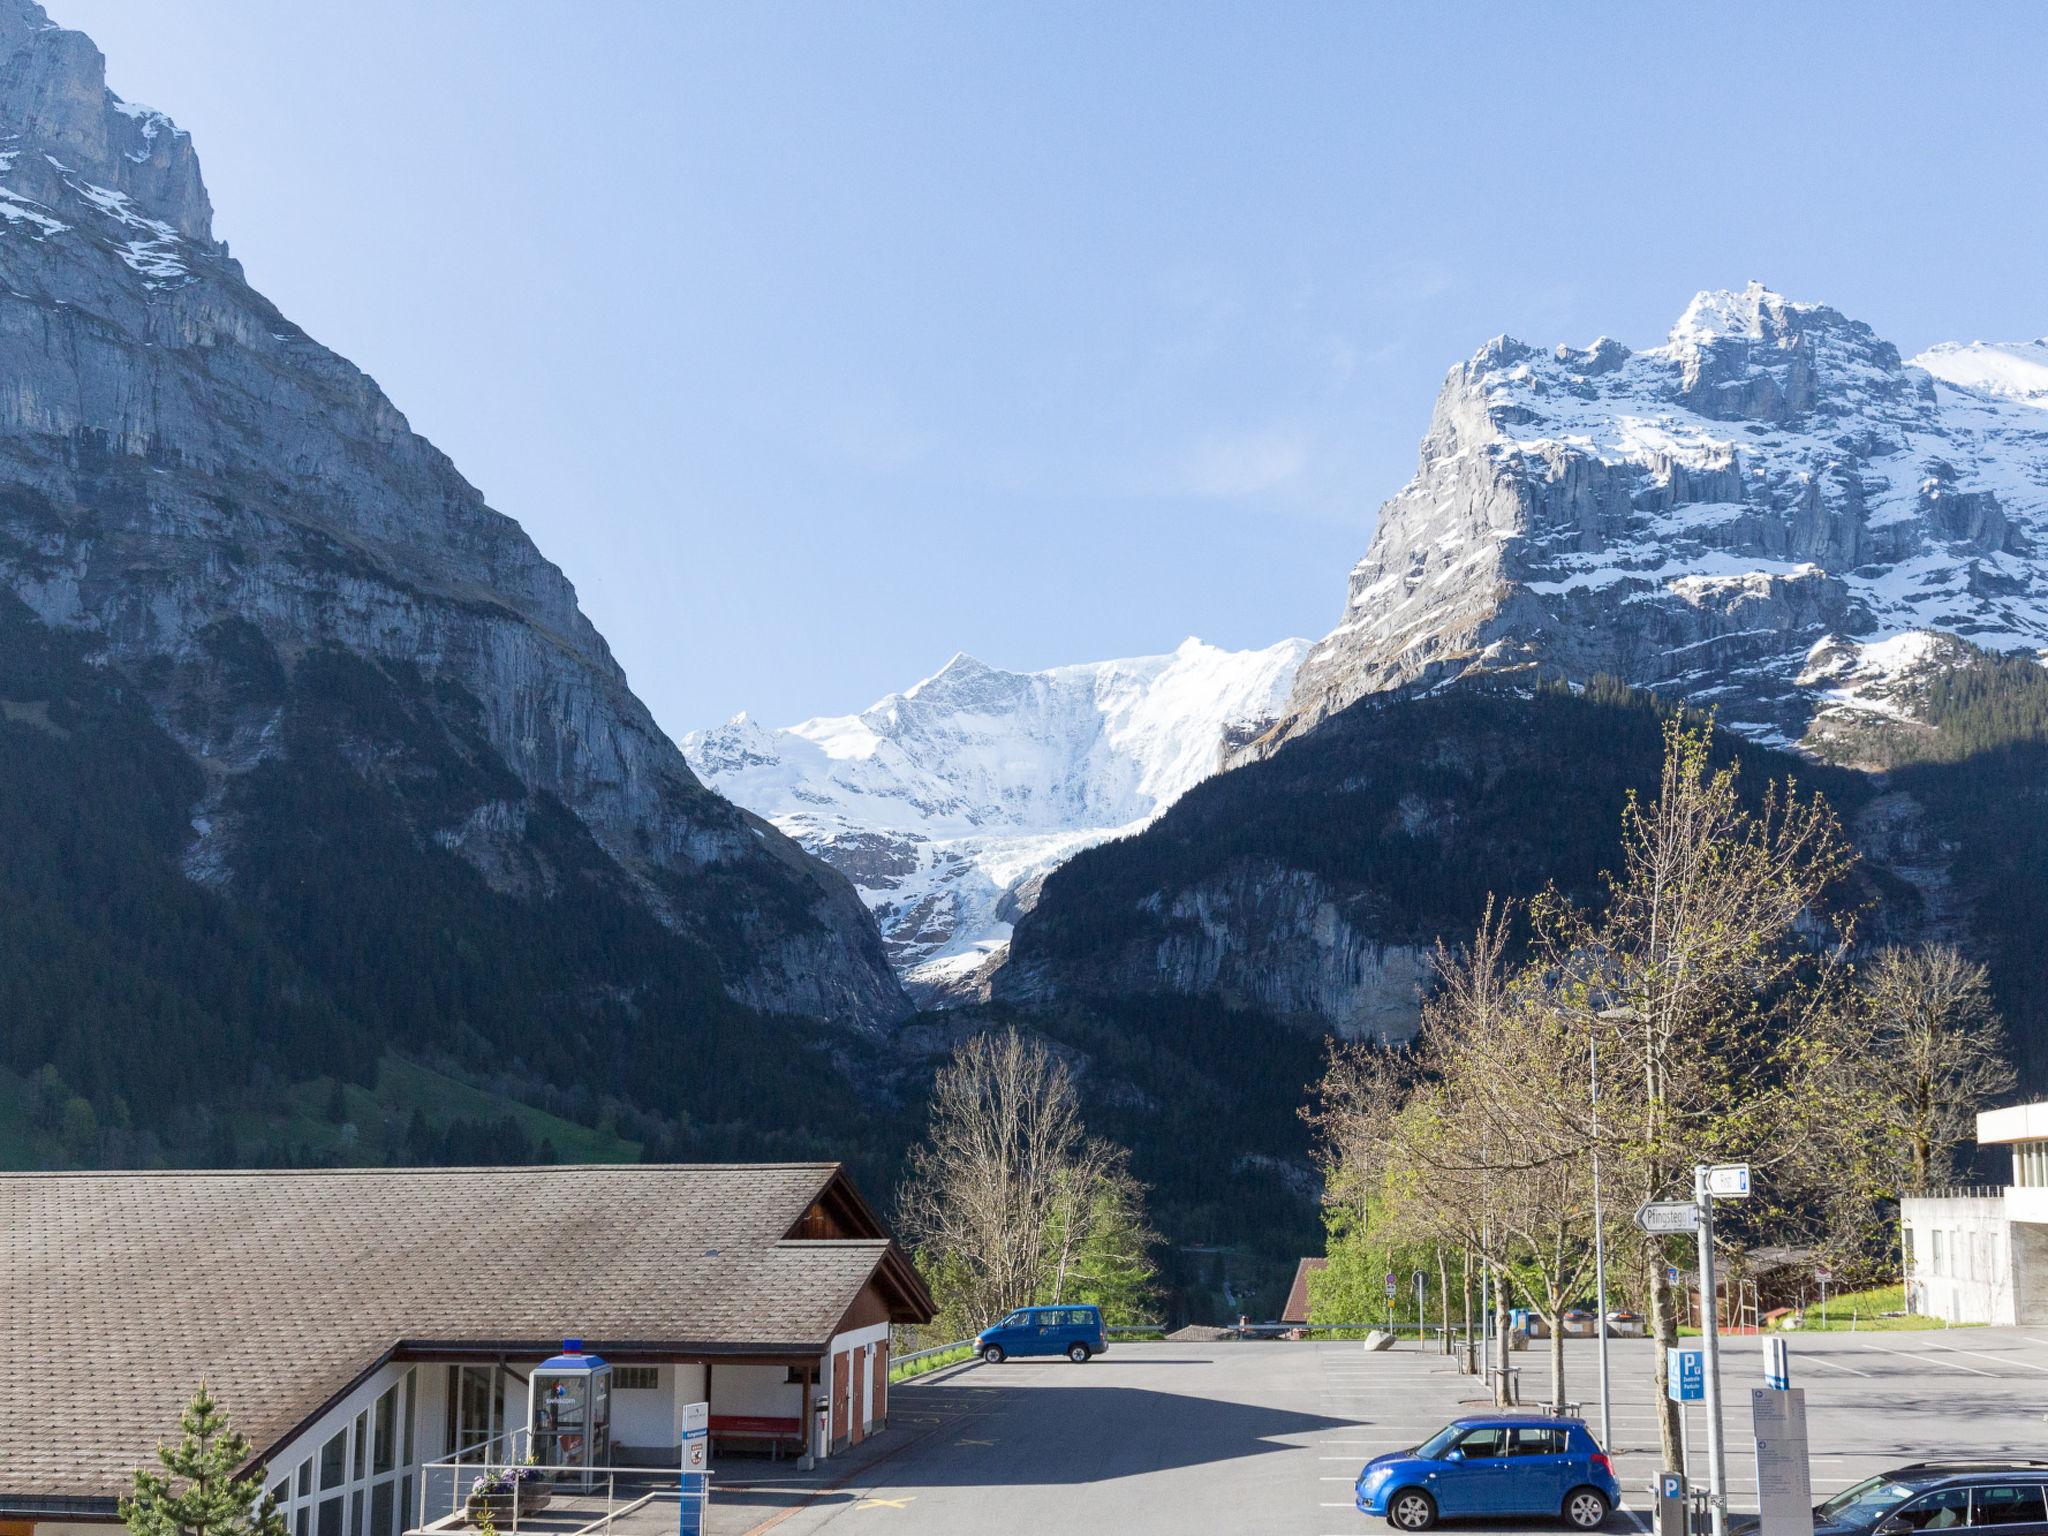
[{"x1": 710, "y1": 1328, "x2": 2048, "y2": 1536}]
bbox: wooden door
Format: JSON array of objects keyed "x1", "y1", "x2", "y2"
[
  {"x1": 832, "y1": 1349, "x2": 850, "y2": 1449},
  {"x1": 851, "y1": 1346, "x2": 867, "y2": 1445},
  {"x1": 874, "y1": 1339, "x2": 888, "y2": 1427}
]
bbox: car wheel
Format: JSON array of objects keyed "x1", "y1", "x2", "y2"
[
  {"x1": 1387, "y1": 1489, "x2": 1437, "y2": 1531},
  {"x1": 1563, "y1": 1488, "x2": 1610, "y2": 1530},
  {"x1": 1067, "y1": 1343, "x2": 1090, "y2": 1363},
  {"x1": 981, "y1": 1344, "x2": 1005, "y2": 1364}
]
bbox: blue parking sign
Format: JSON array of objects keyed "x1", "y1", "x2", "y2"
[{"x1": 1666, "y1": 1347, "x2": 1704, "y2": 1402}]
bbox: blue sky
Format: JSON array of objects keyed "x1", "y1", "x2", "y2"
[{"x1": 54, "y1": 1, "x2": 2048, "y2": 732}]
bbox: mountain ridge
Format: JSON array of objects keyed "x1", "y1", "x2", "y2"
[{"x1": 0, "y1": 0, "x2": 909, "y2": 1030}]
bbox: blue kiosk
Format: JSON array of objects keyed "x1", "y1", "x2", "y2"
[{"x1": 529, "y1": 1339, "x2": 613, "y2": 1481}]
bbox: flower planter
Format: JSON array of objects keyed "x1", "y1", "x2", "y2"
[{"x1": 464, "y1": 1485, "x2": 550, "y2": 1524}]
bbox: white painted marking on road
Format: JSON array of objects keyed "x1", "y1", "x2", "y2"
[
  {"x1": 1925, "y1": 1343, "x2": 2048, "y2": 1373},
  {"x1": 1859, "y1": 1340, "x2": 1996, "y2": 1376},
  {"x1": 1788, "y1": 1352, "x2": 1874, "y2": 1377}
]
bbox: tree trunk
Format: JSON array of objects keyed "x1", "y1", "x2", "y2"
[
  {"x1": 1649, "y1": 1241, "x2": 1681, "y2": 1470},
  {"x1": 1438, "y1": 1250, "x2": 1453, "y2": 1356},
  {"x1": 1548, "y1": 1309, "x2": 1566, "y2": 1410},
  {"x1": 1461, "y1": 1249, "x2": 1476, "y2": 1372},
  {"x1": 1494, "y1": 1267, "x2": 1514, "y2": 1405}
]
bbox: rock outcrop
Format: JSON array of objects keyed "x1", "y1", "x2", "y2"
[{"x1": 0, "y1": 0, "x2": 908, "y2": 1029}]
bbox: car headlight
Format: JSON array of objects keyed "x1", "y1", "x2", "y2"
[{"x1": 1360, "y1": 1467, "x2": 1391, "y2": 1488}]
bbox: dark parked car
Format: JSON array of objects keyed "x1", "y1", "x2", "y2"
[
  {"x1": 1732, "y1": 1463, "x2": 2048, "y2": 1536},
  {"x1": 1355, "y1": 1415, "x2": 1621, "y2": 1530}
]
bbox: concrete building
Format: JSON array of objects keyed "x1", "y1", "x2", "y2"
[
  {"x1": 1902, "y1": 1102, "x2": 2048, "y2": 1325},
  {"x1": 0, "y1": 1163, "x2": 934, "y2": 1536}
]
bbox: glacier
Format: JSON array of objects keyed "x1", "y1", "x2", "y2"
[{"x1": 684, "y1": 637, "x2": 1309, "y2": 1000}]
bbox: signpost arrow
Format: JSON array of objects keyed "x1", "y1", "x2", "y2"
[
  {"x1": 1635, "y1": 1200, "x2": 1703, "y2": 1234},
  {"x1": 1706, "y1": 1163, "x2": 1752, "y2": 1198}
]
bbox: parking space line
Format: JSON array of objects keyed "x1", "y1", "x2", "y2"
[
  {"x1": 1924, "y1": 1344, "x2": 2048, "y2": 1373},
  {"x1": 1859, "y1": 1340, "x2": 1996, "y2": 1376}
]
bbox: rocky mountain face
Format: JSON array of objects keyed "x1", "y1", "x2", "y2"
[
  {"x1": 0, "y1": 1, "x2": 907, "y2": 1030},
  {"x1": 1262, "y1": 283, "x2": 2048, "y2": 760},
  {"x1": 1009, "y1": 287, "x2": 2048, "y2": 1047},
  {"x1": 684, "y1": 638, "x2": 1308, "y2": 1001}
]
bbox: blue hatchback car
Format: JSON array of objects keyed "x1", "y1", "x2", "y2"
[
  {"x1": 975, "y1": 1305, "x2": 1108, "y2": 1363},
  {"x1": 1355, "y1": 1415, "x2": 1621, "y2": 1531}
]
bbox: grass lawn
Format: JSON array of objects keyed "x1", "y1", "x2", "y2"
[{"x1": 890, "y1": 1343, "x2": 975, "y2": 1382}]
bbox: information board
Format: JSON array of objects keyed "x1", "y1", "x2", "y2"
[
  {"x1": 1752, "y1": 1386, "x2": 1814, "y2": 1536},
  {"x1": 1666, "y1": 1348, "x2": 1704, "y2": 1403}
]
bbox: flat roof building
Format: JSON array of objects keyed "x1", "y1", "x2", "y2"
[
  {"x1": 1, "y1": 1163, "x2": 934, "y2": 1536},
  {"x1": 1902, "y1": 1103, "x2": 2048, "y2": 1325}
]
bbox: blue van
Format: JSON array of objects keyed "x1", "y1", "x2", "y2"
[{"x1": 975, "y1": 1304, "x2": 1108, "y2": 1363}]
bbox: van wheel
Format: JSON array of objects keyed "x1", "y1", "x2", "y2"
[
  {"x1": 1067, "y1": 1343, "x2": 1091, "y2": 1363},
  {"x1": 1387, "y1": 1489, "x2": 1437, "y2": 1531},
  {"x1": 981, "y1": 1344, "x2": 1005, "y2": 1364},
  {"x1": 1563, "y1": 1488, "x2": 1609, "y2": 1530}
]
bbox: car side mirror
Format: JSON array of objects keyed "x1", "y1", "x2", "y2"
[{"x1": 1445, "y1": 1449, "x2": 1465, "y2": 1462}]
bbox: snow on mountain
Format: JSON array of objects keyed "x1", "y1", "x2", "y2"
[
  {"x1": 1269, "y1": 282, "x2": 2048, "y2": 757},
  {"x1": 1913, "y1": 339, "x2": 2048, "y2": 411},
  {"x1": 683, "y1": 637, "x2": 1310, "y2": 1000}
]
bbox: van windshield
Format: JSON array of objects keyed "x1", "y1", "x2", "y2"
[{"x1": 1816, "y1": 1478, "x2": 1914, "y2": 1526}]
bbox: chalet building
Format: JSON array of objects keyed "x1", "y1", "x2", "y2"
[{"x1": 0, "y1": 1164, "x2": 934, "y2": 1536}]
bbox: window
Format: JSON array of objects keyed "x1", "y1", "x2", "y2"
[
  {"x1": 372, "y1": 1386, "x2": 396, "y2": 1475},
  {"x1": 317, "y1": 1497, "x2": 342, "y2": 1536},
  {"x1": 1454, "y1": 1428, "x2": 1508, "y2": 1459},
  {"x1": 613, "y1": 1367, "x2": 659, "y2": 1391},
  {"x1": 369, "y1": 1482, "x2": 394, "y2": 1536},
  {"x1": 1972, "y1": 1486, "x2": 2048, "y2": 1526},
  {"x1": 1898, "y1": 1489, "x2": 1970, "y2": 1531},
  {"x1": 1932, "y1": 1231, "x2": 1947, "y2": 1277},
  {"x1": 319, "y1": 1429, "x2": 347, "y2": 1491},
  {"x1": 1509, "y1": 1427, "x2": 1566, "y2": 1456}
]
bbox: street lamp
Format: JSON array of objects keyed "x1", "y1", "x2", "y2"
[{"x1": 1590, "y1": 1006, "x2": 1639, "y2": 1455}]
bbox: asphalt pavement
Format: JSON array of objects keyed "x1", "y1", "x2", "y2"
[{"x1": 705, "y1": 1329, "x2": 2048, "y2": 1536}]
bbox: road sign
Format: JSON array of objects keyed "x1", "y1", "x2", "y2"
[
  {"x1": 1385, "y1": 1272, "x2": 1397, "y2": 1298},
  {"x1": 1636, "y1": 1200, "x2": 1703, "y2": 1234},
  {"x1": 1814, "y1": 1268, "x2": 1832, "y2": 1283},
  {"x1": 1667, "y1": 1347, "x2": 1705, "y2": 1403},
  {"x1": 1706, "y1": 1163, "x2": 1752, "y2": 1198},
  {"x1": 1667, "y1": 1266, "x2": 1681, "y2": 1284}
]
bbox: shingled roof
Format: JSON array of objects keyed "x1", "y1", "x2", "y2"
[{"x1": 2, "y1": 1163, "x2": 933, "y2": 1508}]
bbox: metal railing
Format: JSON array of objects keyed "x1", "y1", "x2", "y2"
[{"x1": 412, "y1": 1439, "x2": 701, "y2": 1536}]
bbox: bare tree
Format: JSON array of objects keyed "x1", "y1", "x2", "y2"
[
  {"x1": 1852, "y1": 945, "x2": 2016, "y2": 1192},
  {"x1": 898, "y1": 1028, "x2": 1154, "y2": 1334},
  {"x1": 1538, "y1": 716, "x2": 1855, "y2": 1469}
]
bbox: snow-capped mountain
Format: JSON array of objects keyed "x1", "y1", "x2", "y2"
[
  {"x1": 1266, "y1": 283, "x2": 2048, "y2": 760},
  {"x1": 683, "y1": 637, "x2": 1309, "y2": 999}
]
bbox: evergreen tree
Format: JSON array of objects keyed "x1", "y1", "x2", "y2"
[{"x1": 120, "y1": 1384, "x2": 288, "y2": 1536}]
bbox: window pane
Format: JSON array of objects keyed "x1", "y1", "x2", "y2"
[
  {"x1": 370, "y1": 1482, "x2": 394, "y2": 1536},
  {"x1": 373, "y1": 1387, "x2": 397, "y2": 1475},
  {"x1": 1972, "y1": 1487, "x2": 2047, "y2": 1526},
  {"x1": 298, "y1": 1462, "x2": 312, "y2": 1499},
  {"x1": 353, "y1": 1411, "x2": 366, "y2": 1482},
  {"x1": 296, "y1": 1508, "x2": 308, "y2": 1536},
  {"x1": 1902, "y1": 1489, "x2": 1969, "y2": 1530},
  {"x1": 318, "y1": 1497, "x2": 343, "y2": 1536},
  {"x1": 400, "y1": 1476, "x2": 413, "y2": 1536},
  {"x1": 402, "y1": 1371, "x2": 416, "y2": 1467},
  {"x1": 350, "y1": 1491, "x2": 362, "y2": 1536},
  {"x1": 320, "y1": 1430, "x2": 347, "y2": 1490}
]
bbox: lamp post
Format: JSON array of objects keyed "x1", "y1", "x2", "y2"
[{"x1": 1590, "y1": 1006, "x2": 1640, "y2": 1456}]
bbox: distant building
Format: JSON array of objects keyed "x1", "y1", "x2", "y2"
[
  {"x1": 0, "y1": 1163, "x2": 934, "y2": 1536},
  {"x1": 1901, "y1": 1103, "x2": 2048, "y2": 1324},
  {"x1": 1280, "y1": 1257, "x2": 1328, "y2": 1326}
]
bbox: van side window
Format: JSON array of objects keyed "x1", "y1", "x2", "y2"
[{"x1": 1971, "y1": 1487, "x2": 2047, "y2": 1527}]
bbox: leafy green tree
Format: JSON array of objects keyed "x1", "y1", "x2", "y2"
[{"x1": 121, "y1": 1384, "x2": 287, "y2": 1536}]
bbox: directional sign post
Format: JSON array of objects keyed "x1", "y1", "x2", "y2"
[
  {"x1": 1635, "y1": 1200, "x2": 1702, "y2": 1235},
  {"x1": 1706, "y1": 1164, "x2": 1752, "y2": 1199},
  {"x1": 678, "y1": 1401, "x2": 709, "y2": 1536}
]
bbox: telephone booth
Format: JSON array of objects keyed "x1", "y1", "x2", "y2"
[{"x1": 529, "y1": 1339, "x2": 612, "y2": 1480}]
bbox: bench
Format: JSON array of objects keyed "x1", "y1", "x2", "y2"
[{"x1": 709, "y1": 1414, "x2": 804, "y2": 1460}]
